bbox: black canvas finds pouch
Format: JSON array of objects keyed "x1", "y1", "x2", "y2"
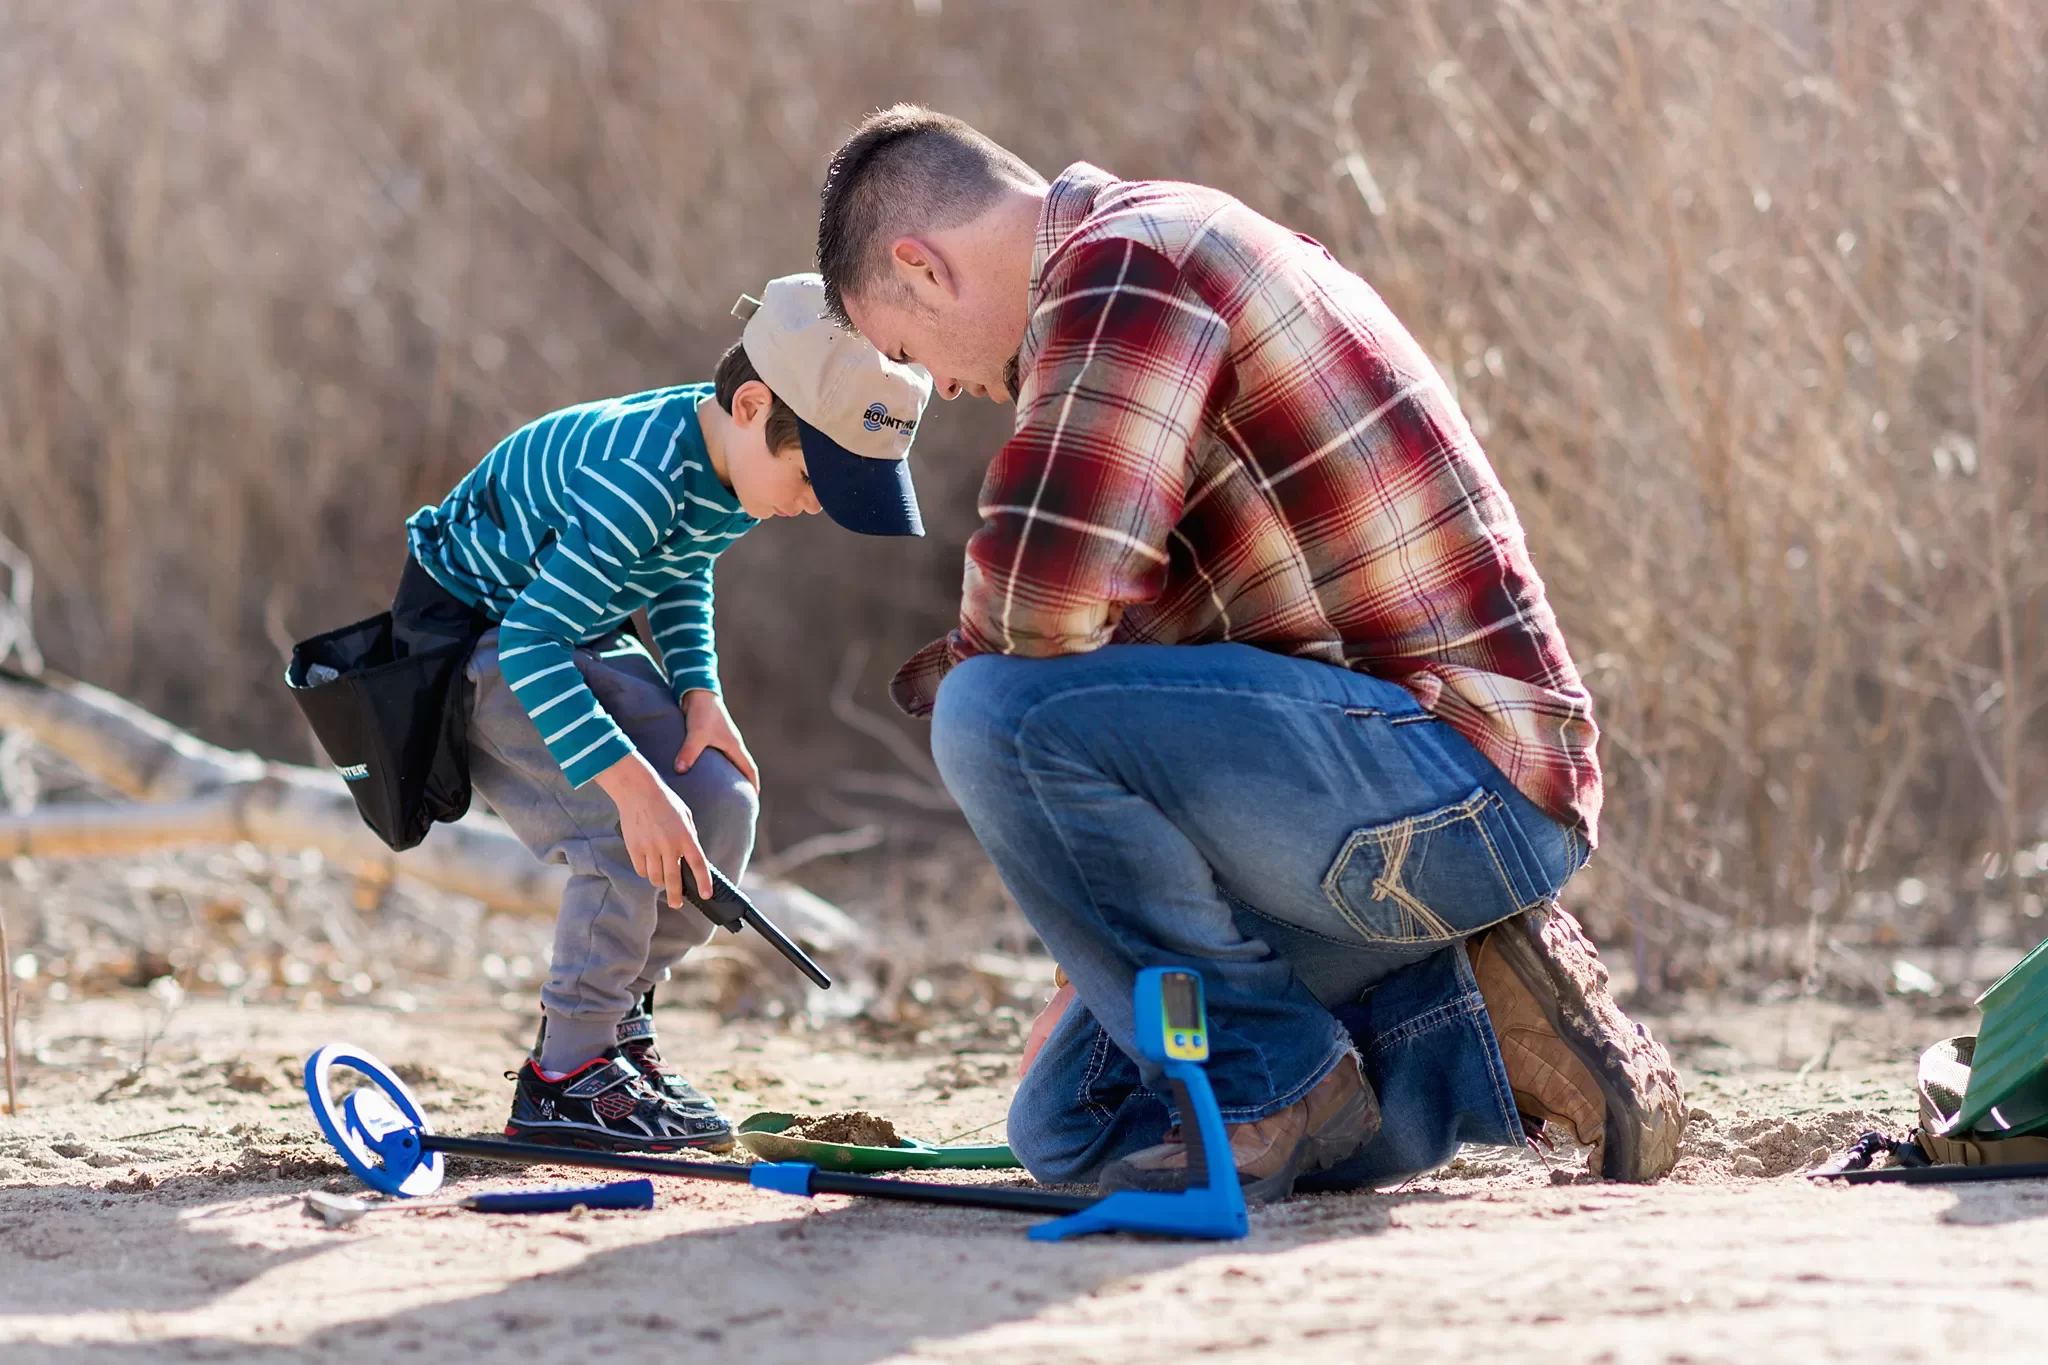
[{"x1": 286, "y1": 569, "x2": 488, "y2": 851}]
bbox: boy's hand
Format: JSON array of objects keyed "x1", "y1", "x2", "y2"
[
  {"x1": 593, "y1": 752, "x2": 713, "y2": 903},
  {"x1": 676, "y1": 689, "x2": 760, "y2": 789}
]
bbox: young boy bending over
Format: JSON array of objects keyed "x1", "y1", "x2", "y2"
[{"x1": 396, "y1": 274, "x2": 930, "y2": 1151}]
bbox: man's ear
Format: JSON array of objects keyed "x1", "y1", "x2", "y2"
[
  {"x1": 889, "y1": 236, "x2": 957, "y2": 304},
  {"x1": 732, "y1": 379, "x2": 774, "y2": 426}
]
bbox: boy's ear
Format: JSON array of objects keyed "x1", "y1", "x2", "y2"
[{"x1": 732, "y1": 378, "x2": 775, "y2": 426}]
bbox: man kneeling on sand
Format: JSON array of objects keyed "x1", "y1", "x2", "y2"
[{"x1": 814, "y1": 107, "x2": 1685, "y2": 1198}]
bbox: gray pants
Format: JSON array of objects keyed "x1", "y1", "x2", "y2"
[{"x1": 466, "y1": 628, "x2": 758, "y2": 1066}]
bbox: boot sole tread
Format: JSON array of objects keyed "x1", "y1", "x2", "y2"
[{"x1": 1487, "y1": 907, "x2": 1683, "y2": 1181}]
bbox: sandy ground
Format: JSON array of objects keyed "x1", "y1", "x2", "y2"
[{"x1": 0, "y1": 989, "x2": 2043, "y2": 1365}]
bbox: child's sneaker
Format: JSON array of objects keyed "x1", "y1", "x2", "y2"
[
  {"x1": 616, "y1": 991, "x2": 732, "y2": 1138},
  {"x1": 528, "y1": 999, "x2": 734, "y2": 1150},
  {"x1": 504, "y1": 1049, "x2": 733, "y2": 1152}
]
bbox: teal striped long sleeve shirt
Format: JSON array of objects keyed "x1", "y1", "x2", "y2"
[{"x1": 406, "y1": 384, "x2": 757, "y2": 787}]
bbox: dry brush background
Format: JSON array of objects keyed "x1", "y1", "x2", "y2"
[{"x1": 0, "y1": 0, "x2": 2043, "y2": 996}]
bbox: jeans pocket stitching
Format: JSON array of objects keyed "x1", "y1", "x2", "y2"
[
  {"x1": 1321, "y1": 830, "x2": 1385, "y2": 939},
  {"x1": 1364, "y1": 819, "x2": 1460, "y2": 941},
  {"x1": 1468, "y1": 793, "x2": 1544, "y2": 913},
  {"x1": 1321, "y1": 790, "x2": 1522, "y2": 946}
]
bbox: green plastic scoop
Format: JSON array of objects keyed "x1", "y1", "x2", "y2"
[{"x1": 736, "y1": 1112, "x2": 1020, "y2": 1173}]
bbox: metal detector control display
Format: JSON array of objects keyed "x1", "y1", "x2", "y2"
[
  {"x1": 1030, "y1": 966, "x2": 1248, "y2": 1241},
  {"x1": 1150, "y1": 970, "x2": 1209, "y2": 1063}
]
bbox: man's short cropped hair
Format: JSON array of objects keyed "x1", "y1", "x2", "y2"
[
  {"x1": 816, "y1": 105, "x2": 1044, "y2": 327},
  {"x1": 712, "y1": 340, "x2": 803, "y2": 454}
]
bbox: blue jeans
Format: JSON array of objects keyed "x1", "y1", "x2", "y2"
[{"x1": 930, "y1": 644, "x2": 1588, "y2": 1188}]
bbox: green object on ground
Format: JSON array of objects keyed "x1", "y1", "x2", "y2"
[
  {"x1": 1950, "y1": 938, "x2": 2048, "y2": 1139},
  {"x1": 736, "y1": 1112, "x2": 1020, "y2": 1172}
]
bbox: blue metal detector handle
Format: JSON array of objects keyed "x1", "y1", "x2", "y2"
[
  {"x1": 465, "y1": 1180, "x2": 655, "y2": 1214},
  {"x1": 1028, "y1": 967, "x2": 1249, "y2": 1242}
]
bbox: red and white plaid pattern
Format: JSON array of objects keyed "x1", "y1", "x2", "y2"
[{"x1": 893, "y1": 164, "x2": 1602, "y2": 842}]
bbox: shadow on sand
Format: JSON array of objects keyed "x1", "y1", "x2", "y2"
[
  {"x1": 1938, "y1": 1176, "x2": 2048, "y2": 1227},
  {"x1": 0, "y1": 1173, "x2": 328, "y2": 1317},
  {"x1": 0, "y1": 1179, "x2": 1457, "y2": 1365}
]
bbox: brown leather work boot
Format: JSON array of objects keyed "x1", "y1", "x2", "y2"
[
  {"x1": 1470, "y1": 902, "x2": 1684, "y2": 1181},
  {"x1": 1098, "y1": 1055, "x2": 1380, "y2": 1204}
]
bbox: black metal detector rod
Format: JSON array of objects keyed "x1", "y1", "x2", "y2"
[
  {"x1": 428, "y1": 1136, "x2": 754, "y2": 1184},
  {"x1": 803, "y1": 1171, "x2": 1094, "y2": 1214},
  {"x1": 1814, "y1": 1160, "x2": 2048, "y2": 1187},
  {"x1": 423, "y1": 1135, "x2": 1099, "y2": 1216},
  {"x1": 681, "y1": 865, "x2": 833, "y2": 989}
]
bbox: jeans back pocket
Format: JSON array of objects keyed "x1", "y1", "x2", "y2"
[{"x1": 1321, "y1": 788, "x2": 1546, "y2": 946}]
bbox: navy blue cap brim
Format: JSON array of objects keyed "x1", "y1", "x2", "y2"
[{"x1": 797, "y1": 418, "x2": 924, "y2": 538}]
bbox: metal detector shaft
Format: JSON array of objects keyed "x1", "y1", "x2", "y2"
[
  {"x1": 801, "y1": 1171, "x2": 1094, "y2": 1214},
  {"x1": 426, "y1": 1135, "x2": 754, "y2": 1183},
  {"x1": 681, "y1": 865, "x2": 833, "y2": 989},
  {"x1": 421, "y1": 1135, "x2": 1098, "y2": 1215},
  {"x1": 1814, "y1": 1160, "x2": 2048, "y2": 1186}
]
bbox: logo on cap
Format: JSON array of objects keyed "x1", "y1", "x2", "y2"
[{"x1": 863, "y1": 402, "x2": 916, "y2": 435}]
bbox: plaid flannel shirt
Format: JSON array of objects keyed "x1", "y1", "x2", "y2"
[{"x1": 893, "y1": 163, "x2": 1603, "y2": 841}]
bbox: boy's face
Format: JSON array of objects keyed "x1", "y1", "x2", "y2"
[{"x1": 727, "y1": 381, "x2": 823, "y2": 521}]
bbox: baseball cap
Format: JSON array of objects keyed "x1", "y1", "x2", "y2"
[{"x1": 731, "y1": 273, "x2": 933, "y2": 537}]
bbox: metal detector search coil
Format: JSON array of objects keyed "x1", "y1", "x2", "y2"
[{"x1": 304, "y1": 1045, "x2": 443, "y2": 1198}]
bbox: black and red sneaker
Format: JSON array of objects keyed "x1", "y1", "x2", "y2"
[
  {"x1": 616, "y1": 991, "x2": 729, "y2": 1133},
  {"x1": 503, "y1": 1049, "x2": 732, "y2": 1152}
]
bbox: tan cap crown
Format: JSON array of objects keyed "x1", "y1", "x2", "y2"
[{"x1": 732, "y1": 274, "x2": 932, "y2": 462}]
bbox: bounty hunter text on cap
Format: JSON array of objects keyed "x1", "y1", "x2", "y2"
[{"x1": 731, "y1": 274, "x2": 933, "y2": 537}]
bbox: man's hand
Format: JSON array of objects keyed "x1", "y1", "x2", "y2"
[
  {"x1": 676, "y1": 689, "x2": 760, "y2": 789},
  {"x1": 593, "y1": 751, "x2": 712, "y2": 903},
  {"x1": 1020, "y1": 977, "x2": 1076, "y2": 1077}
]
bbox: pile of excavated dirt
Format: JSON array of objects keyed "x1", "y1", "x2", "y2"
[
  {"x1": 784, "y1": 1111, "x2": 903, "y2": 1147},
  {"x1": 1672, "y1": 1105, "x2": 1902, "y2": 1182}
]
